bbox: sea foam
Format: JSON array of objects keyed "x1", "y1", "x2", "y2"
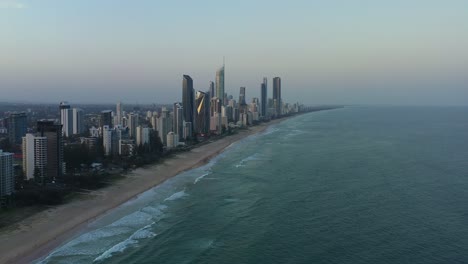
[
  {"x1": 164, "y1": 189, "x2": 188, "y2": 201},
  {"x1": 194, "y1": 171, "x2": 212, "y2": 184},
  {"x1": 93, "y1": 223, "x2": 156, "y2": 262}
]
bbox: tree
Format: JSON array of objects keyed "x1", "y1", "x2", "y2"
[{"x1": 149, "y1": 130, "x2": 163, "y2": 154}]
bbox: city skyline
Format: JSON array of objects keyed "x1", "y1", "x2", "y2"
[{"x1": 1, "y1": 0, "x2": 467, "y2": 106}]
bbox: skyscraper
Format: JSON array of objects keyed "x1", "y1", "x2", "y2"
[
  {"x1": 0, "y1": 150, "x2": 14, "y2": 197},
  {"x1": 182, "y1": 75, "x2": 195, "y2": 136},
  {"x1": 100, "y1": 110, "x2": 113, "y2": 129},
  {"x1": 273, "y1": 77, "x2": 282, "y2": 116},
  {"x1": 195, "y1": 91, "x2": 209, "y2": 134},
  {"x1": 59, "y1": 102, "x2": 73, "y2": 137},
  {"x1": 127, "y1": 113, "x2": 139, "y2": 139},
  {"x1": 72, "y1": 108, "x2": 84, "y2": 135},
  {"x1": 216, "y1": 62, "x2": 225, "y2": 134},
  {"x1": 158, "y1": 108, "x2": 172, "y2": 145},
  {"x1": 136, "y1": 126, "x2": 151, "y2": 146},
  {"x1": 23, "y1": 133, "x2": 47, "y2": 180},
  {"x1": 209, "y1": 81, "x2": 215, "y2": 97},
  {"x1": 116, "y1": 101, "x2": 123, "y2": 126},
  {"x1": 173, "y1": 103, "x2": 184, "y2": 140},
  {"x1": 210, "y1": 97, "x2": 222, "y2": 132},
  {"x1": 37, "y1": 120, "x2": 64, "y2": 181},
  {"x1": 261, "y1": 78, "x2": 267, "y2": 117},
  {"x1": 102, "y1": 125, "x2": 113, "y2": 156},
  {"x1": 216, "y1": 65, "x2": 225, "y2": 106},
  {"x1": 8, "y1": 112, "x2": 27, "y2": 145},
  {"x1": 239, "y1": 87, "x2": 246, "y2": 105}
]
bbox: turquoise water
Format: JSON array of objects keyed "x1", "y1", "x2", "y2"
[{"x1": 40, "y1": 106, "x2": 468, "y2": 264}]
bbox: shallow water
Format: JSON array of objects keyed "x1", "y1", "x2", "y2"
[{"x1": 40, "y1": 106, "x2": 468, "y2": 264}]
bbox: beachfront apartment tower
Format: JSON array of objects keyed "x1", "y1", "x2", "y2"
[
  {"x1": 182, "y1": 75, "x2": 195, "y2": 137},
  {"x1": 261, "y1": 78, "x2": 267, "y2": 117},
  {"x1": 116, "y1": 101, "x2": 123, "y2": 126},
  {"x1": 215, "y1": 65, "x2": 225, "y2": 134},
  {"x1": 173, "y1": 103, "x2": 184, "y2": 140},
  {"x1": 7, "y1": 112, "x2": 27, "y2": 145},
  {"x1": 37, "y1": 120, "x2": 64, "y2": 181},
  {"x1": 216, "y1": 65, "x2": 225, "y2": 106},
  {"x1": 195, "y1": 91, "x2": 209, "y2": 135},
  {"x1": 59, "y1": 102, "x2": 73, "y2": 138},
  {"x1": 0, "y1": 150, "x2": 14, "y2": 197},
  {"x1": 72, "y1": 108, "x2": 84, "y2": 135},
  {"x1": 209, "y1": 81, "x2": 215, "y2": 98},
  {"x1": 273, "y1": 77, "x2": 282, "y2": 116},
  {"x1": 22, "y1": 134, "x2": 48, "y2": 181},
  {"x1": 127, "y1": 113, "x2": 139, "y2": 139},
  {"x1": 100, "y1": 110, "x2": 113, "y2": 130}
]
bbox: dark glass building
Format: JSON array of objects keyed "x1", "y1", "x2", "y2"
[
  {"x1": 261, "y1": 78, "x2": 267, "y2": 117},
  {"x1": 195, "y1": 91, "x2": 210, "y2": 135},
  {"x1": 8, "y1": 112, "x2": 27, "y2": 145},
  {"x1": 100, "y1": 110, "x2": 113, "y2": 129},
  {"x1": 182, "y1": 75, "x2": 195, "y2": 136},
  {"x1": 37, "y1": 120, "x2": 63, "y2": 181},
  {"x1": 273, "y1": 77, "x2": 282, "y2": 116}
]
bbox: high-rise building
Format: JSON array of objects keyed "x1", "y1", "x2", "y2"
[
  {"x1": 210, "y1": 97, "x2": 223, "y2": 133},
  {"x1": 100, "y1": 110, "x2": 113, "y2": 129},
  {"x1": 183, "y1": 122, "x2": 192, "y2": 140},
  {"x1": 102, "y1": 125, "x2": 113, "y2": 156},
  {"x1": 116, "y1": 101, "x2": 123, "y2": 126},
  {"x1": 8, "y1": 112, "x2": 27, "y2": 145},
  {"x1": 72, "y1": 108, "x2": 84, "y2": 135},
  {"x1": 215, "y1": 64, "x2": 225, "y2": 134},
  {"x1": 195, "y1": 91, "x2": 209, "y2": 134},
  {"x1": 37, "y1": 120, "x2": 64, "y2": 181},
  {"x1": 158, "y1": 108, "x2": 172, "y2": 145},
  {"x1": 59, "y1": 102, "x2": 73, "y2": 137},
  {"x1": 239, "y1": 87, "x2": 246, "y2": 105},
  {"x1": 216, "y1": 65, "x2": 225, "y2": 106},
  {"x1": 173, "y1": 103, "x2": 184, "y2": 140},
  {"x1": 182, "y1": 75, "x2": 195, "y2": 136},
  {"x1": 22, "y1": 134, "x2": 47, "y2": 181},
  {"x1": 127, "y1": 113, "x2": 139, "y2": 139},
  {"x1": 261, "y1": 78, "x2": 267, "y2": 117},
  {"x1": 209, "y1": 81, "x2": 215, "y2": 97},
  {"x1": 273, "y1": 77, "x2": 282, "y2": 116},
  {"x1": 136, "y1": 126, "x2": 151, "y2": 146},
  {"x1": 0, "y1": 150, "x2": 14, "y2": 197}
]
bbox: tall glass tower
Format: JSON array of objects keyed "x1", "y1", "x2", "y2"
[
  {"x1": 216, "y1": 65, "x2": 225, "y2": 105},
  {"x1": 273, "y1": 77, "x2": 282, "y2": 116},
  {"x1": 182, "y1": 75, "x2": 195, "y2": 136},
  {"x1": 261, "y1": 78, "x2": 267, "y2": 117}
]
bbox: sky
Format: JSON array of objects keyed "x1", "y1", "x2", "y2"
[{"x1": 1, "y1": 0, "x2": 467, "y2": 106}]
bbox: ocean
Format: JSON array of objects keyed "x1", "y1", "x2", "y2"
[{"x1": 39, "y1": 106, "x2": 468, "y2": 264}]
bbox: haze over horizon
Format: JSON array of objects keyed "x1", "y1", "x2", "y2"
[{"x1": 1, "y1": 0, "x2": 467, "y2": 106}]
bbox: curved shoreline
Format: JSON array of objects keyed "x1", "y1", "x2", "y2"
[{"x1": 0, "y1": 118, "x2": 287, "y2": 264}]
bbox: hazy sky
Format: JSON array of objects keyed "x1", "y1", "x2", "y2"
[{"x1": 1, "y1": 0, "x2": 467, "y2": 105}]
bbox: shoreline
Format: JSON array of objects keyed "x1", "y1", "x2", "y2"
[{"x1": 0, "y1": 115, "x2": 292, "y2": 264}]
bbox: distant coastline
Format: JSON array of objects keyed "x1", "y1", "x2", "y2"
[{"x1": 0, "y1": 107, "x2": 341, "y2": 264}]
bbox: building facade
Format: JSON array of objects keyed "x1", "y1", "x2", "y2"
[
  {"x1": 37, "y1": 120, "x2": 64, "y2": 181},
  {"x1": 261, "y1": 78, "x2": 267, "y2": 117},
  {"x1": 8, "y1": 112, "x2": 27, "y2": 145},
  {"x1": 182, "y1": 75, "x2": 195, "y2": 137},
  {"x1": 72, "y1": 108, "x2": 84, "y2": 135},
  {"x1": 0, "y1": 150, "x2": 14, "y2": 197},
  {"x1": 273, "y1": 77, "x2": 282, "y2": 116}
]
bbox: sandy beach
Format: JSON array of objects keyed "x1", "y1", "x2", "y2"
[{"x1": 0, "y1": 118, "x2": 286, "y2": 264}]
